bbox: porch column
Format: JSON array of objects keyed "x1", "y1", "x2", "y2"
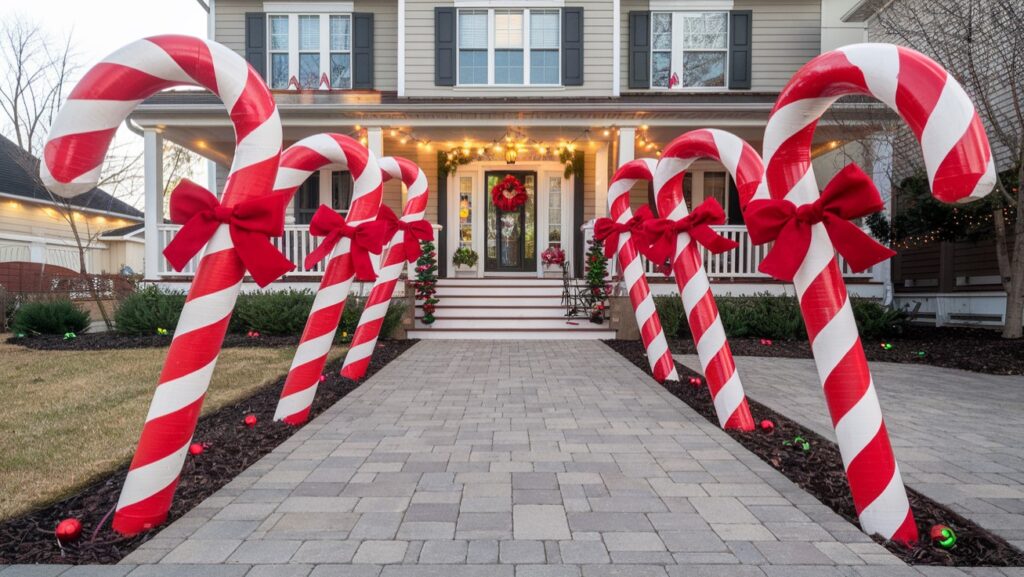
[
  {"x1": 618, "y1": 127, "x2": 635, "y2": 167},
  {"x1": 366, "y1": 127, "x2": 384, "y2": 158},
  {"x1": 870, "y1": 138, "x2": 894, "y2": 304},
  {"x1": 594, "y1": 142, "x2": 609, "y2": 218},
  {"x1": 143, "y1": 129, "x2": 164, "y2": 281}
]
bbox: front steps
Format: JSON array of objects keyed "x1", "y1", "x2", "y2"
[{"x1": 408, "y1": 277, "x2": 615, "y2": 340}]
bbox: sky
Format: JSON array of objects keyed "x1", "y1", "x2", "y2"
[{"x1": 1, "y1": 0, "x2": 209, "y2": 207}]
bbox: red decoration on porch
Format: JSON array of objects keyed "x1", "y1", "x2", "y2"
[
  {"x1": 541, "y1": 246, "x2": 566, "y2": 267},
  {"x1": 490, "y1": 174, "x2": 528, "y2": 212},
  {"x1": 55, "y1": 518, "x2": 82, "y2": 543}
]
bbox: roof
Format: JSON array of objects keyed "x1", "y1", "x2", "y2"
[
  {"x1": 99, "y1": 222, "x2": 145, "y2": 237},
  {"x1": 842, "y1": 0, "x2": 887, "y2": 22},
  {"x1": 0, "y1": 134, "x2": 144, "y2": 220}
]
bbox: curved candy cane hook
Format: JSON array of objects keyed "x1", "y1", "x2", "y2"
[
  {"x1": 653, "y1": 129, "x2": 762, "y2": 431},
  {"x1": 341, "y1": 156, "x2": 432, "y2": 381},
  {"x1": 42, "y1": 35, "x2": 283, "y2": 536},
  {"x1": 752, "y1": 43, "x2": 995, "y2": 544},
  {"x1": 272, "y1": 134, "x2": 383, "y2": 425}
]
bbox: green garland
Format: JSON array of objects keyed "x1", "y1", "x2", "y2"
[{"x1": 414, "y1": 240, "x2": 439, "y2": 325}]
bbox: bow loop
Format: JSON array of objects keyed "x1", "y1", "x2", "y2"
[
  {"x1": 745, "y1": 164, "x2": 895, "y2": 281},
  {"x1": 593, "y1": 206, "x2": 656, "y2": 260},
  {"x1": 303, "y1": 204, "x2": 391, "y2": 281},
  {"x1": 162, "y1": 178, "x2": 293, "y2": 287},
  {"x1": 639, "y1": 198, "x2": 737, "y2": 263}
]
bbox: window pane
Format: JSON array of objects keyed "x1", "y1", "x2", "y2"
[
  {"x1": 682, "y1": 12, "x2": 727, "y2": 50},
  {"x1": 330, "y1": 15, "x2": 351, "y2": 51},
  {"x1": 494, "y1": 10, "x2": 523, "y2": 49},
  {"x1": 682, "y1": 173, "x2": 693, "y2": 209},
  {"x1": 331, "y1": 53, "x2": 351, "y2": 88},
  {"x1": 299, "y1": 53, "x2": 320, "y2": 88},
  {"x1": 681, "y1": 51, "x2": 726, "y2": 87},
  {"x1": 332, "y1": 171, "x2": 352, "y2": 210},
  {"x1": 271, "y1": 53, "x2": 289, "y2": 89},
  {"x1": 530, "y1": 50, "x2": 559, "y2": 85},
  {"x1": 530, "y1": 10, "x2": 559, "y2": 49},
  {"x1": 652, "y1": 51, "x2": 671, "y2": 88},
  {"x1": 495, "y1": 50, "x2": 524, "y2": 84},
  {"x1": 704, "y1": 172, "x2": 727, "y2": 209},
  {"x1": 459, "y1": 176, "x2": 473, "y2": 247},
  {"x1": 299, "y1": 15, "x2": 320, "y2": 51},
  {"x1": 459, "y1": 50, "x2": 487, "y2": 84},
  {"x1": 459, "y1": 10, "x2": 487, "y2": 49},
  {"x1": 652, "y1": 13, "x2": 672, "y2": 50},
  {"x1": 270, "y1": 16, "x2": 289, "y2": 51}
]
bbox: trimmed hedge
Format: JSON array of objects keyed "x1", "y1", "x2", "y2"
[
  {"x1": 654, "y1": 292, "x2": 907, "y2": 341},
  {"x1": 115, "y1": 285, "x2": 186, "y2": 335},
  {"x1": 11, "y1": 300, "x2": 90, "y2": 336}
]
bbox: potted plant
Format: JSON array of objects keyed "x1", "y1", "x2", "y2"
[
  {"x1": 541, "y1": 245, "x2": 566, "y2": 278},
  {"x1": 452, "y1": 246, "x2": 479, "y2": 277}
]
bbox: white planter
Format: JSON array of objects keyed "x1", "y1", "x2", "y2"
[
  {"x1": 454, "y1": 264, "x2": 476, "y2": 277},
  {"x1": 542, "y1": 265, "x2": 563, "y2": 279}
]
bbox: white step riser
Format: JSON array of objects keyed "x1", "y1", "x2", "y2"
[
  {"x1": 436, "y1": 286, "x2": 564, "y2": 297},
  {"x1": 416, "y1": 318, "x2": 599, "y2": 330},
  {"x1": 426, "y1": 307, "x2": 566, "y2": 319},
  {"x1": 438, "y1": 278, "x2": 563, "y2": 286},
  {"x1": 433, "y1": 296, "x2": 564, "y2": 307},
  {"x1": 408, "y1": 330, "x2": 616, "y2": 340}
]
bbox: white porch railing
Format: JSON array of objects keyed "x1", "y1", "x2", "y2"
[{"x1": 579, "y1": 222, "x2": 877, "y2": 281}]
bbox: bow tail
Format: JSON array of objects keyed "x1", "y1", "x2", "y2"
[
  {"x1": 601, "y1": 235, "x2": 618, "y2": 260},
  {"x1": 232, "y1": 229, "x2": 296, "y2": 287},
  {"x1": 690, "y1": 226, "x2": 739, "y2": 255},
  {"x1": 826, "y1": 217, "x2": 896, "y2": 273},
  {"x1": 304, "y1": 231, "x2": 341, "y2": 270},
  {"x1": 757, "y1": 221, "x2": 810, "y2": 282},
  {"x1": 643, "y1": 233, "x2": 676, "y2": 265},
  {"x1": 350, "y1": 248, "x2": 379, "y2": 281},
  {"x1": 163, "y1": 218, "x2": 220, "y2": 272},
  {"x1": 403, "y1": 235, "x2": 424, "y2": 263}
]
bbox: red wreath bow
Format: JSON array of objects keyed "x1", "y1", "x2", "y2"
[
  {"x1": 746, "y1": 164, "x2": 895, "y2": 281},
  {"x1": 640, "y1": 198, "x2": 738, "y2": 264},
  {"x1": 491, "y1": 174, "x2": 528, "y2": 212},
  {"x1": 303, "y1": 205, "x2": 391, "y2": 280},
  {"x1": 375, "y1": 205, "x2": 435, "y2": 263},
  {"x1": 594, "y1": 205, "x2": 656, "y2": 260},
  {"x1": 163, "y1": 179, "x2": 293, "y2": 287}
]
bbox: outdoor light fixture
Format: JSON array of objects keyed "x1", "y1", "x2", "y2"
[{"x1": 505, "y1": 147, "x2": 518, "y2": 165}]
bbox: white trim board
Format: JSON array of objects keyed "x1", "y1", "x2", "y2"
[
  {"x1": 649, "y1": 0, "x2": 733, "y2": 9},
  {"x1": 264, "y1": 2, "x2": 353, "y2": 11},
  {"x1": 454, "y1": 0, "x2": 564, "y2": 6}
]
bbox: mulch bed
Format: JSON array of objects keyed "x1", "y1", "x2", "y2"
[
  {"x1": 605, "y1": 339, "x2": 1024, "y2": 567},
  {"x1": 667, "y1": 325, "x2": 1024, "y2": 376},
  {"x1": 7, "y1": 332, "x2": 302, "y2": 351},
  {"x1": 0, "y1": 339, "x2": 418, "y2": 565}
]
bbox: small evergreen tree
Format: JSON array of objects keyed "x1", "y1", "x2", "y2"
[
  {"x1": 414, "y1": 240, "x2": 439, "y2": 325},
  {"x1": 584, "y1": 239, "x2": 610, "y2": 323}
]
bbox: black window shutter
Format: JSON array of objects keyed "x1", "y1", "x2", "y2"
[
  {"x1": 628, "y1": 11, "x2": 650, "y2": 89},
  {"x1": 727, "y1": 176, "x2": 745, "y2": 225},
  {"x1": 728, "y1": 10, "x2": 752, "y2": 90},
  {"x1": 435, "y1": 7, "x2": 457, "y2": 86},
  {"x1": 561, "y1": 8, "x2": 584, "y2": 86},
  {"x1": 353, "y1": 13, "x2": 374, "y2": 89},
  {"x1": 245, "y1": 12, "x2": 267, "y2": 80},
  {"x1": 572, "y1": 150, "x2": 585, "y2": 277}
]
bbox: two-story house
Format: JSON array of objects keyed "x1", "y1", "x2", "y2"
[{"x1": 128, "y1": 0, "x2": 891, "y2": 338}]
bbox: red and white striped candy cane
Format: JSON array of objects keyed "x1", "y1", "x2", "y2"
[
  {"x1": 755, "y1": 44, "x2": 995, "y2": 543},
  {"x1": 272, "y1": 133, "x2": 382, "y2": 425},
  {"x1": 340, "y1": 156, "x2": 430, "y2": 381},
  {"x1": 654, "y1": 129, "x2": 759, "y2": 431},
  {"x1": 606, "y1": 159, "x2": 678, "y2": 383},
  {"x1": 41, "y1": 35, "x2": 282, "y2": 536}
]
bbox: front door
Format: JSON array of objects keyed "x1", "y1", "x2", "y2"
[{"x1": 485, "y1": 171, "x2": 536, "y2": 272}]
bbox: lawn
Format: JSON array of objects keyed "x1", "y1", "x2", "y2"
[{"x1": 0, "y1": 338, "x2": 347, "y2": 521}]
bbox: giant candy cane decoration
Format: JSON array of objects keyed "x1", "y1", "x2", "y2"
[
  {"x1": 603, "y1": 159, "x2": 678, "y2": 383},
  {"x1": 652, "y1": 130, "x2": 759, "y2": 431},
  {"x1": 41, "y1": 35, "x2": 283, "y2": 535},
  {"x1": 273, "y1": 134, "x2": 383, "y2": 425},
  {"x1": 340, "y1": 156, "x2": 432, "y2": 381},
  {"x1": 751, "y1": 44, "x2": 995, "y2": 543}
]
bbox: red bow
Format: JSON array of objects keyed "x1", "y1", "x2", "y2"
[
  {"x1": 594, "y1": 205, "x2": 656, "y2": 260},
  {"x1": 375, "y1": 205, "x2": 435, "y2": 263},
  {"x1": 304, "y1": 205, "x2": 390, "y2": 280},
  {"x1": 640, "y1": 198, "x2": 738, "y2": 264},
  {"x1": 745, "y1": 164, "x2": 896, "y2": 281},
  {"x1": 163, "y1": 179, "x2": 293, "y2": 287}
]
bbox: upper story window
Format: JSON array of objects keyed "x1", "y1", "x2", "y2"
[
  {"x1": 457, "y1": 8, "x2": 561, "y2": 86},
  {"x1": 651, "y1": 12, "x2": 728, "y2": 89},
  {"x1": 268, "y1": 13, "x2": 352, "y2": 90}
]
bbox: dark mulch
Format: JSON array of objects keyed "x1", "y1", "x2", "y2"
[
  {"x1": 605, "y1": 339, "x2": 1024, "y2": 567},
  {"x1": 7, "y1": 332, "x2": 302, "y2": 351},
  {"x1": 668, "y1": 326, "x2": 1024, "y2": 376},
  {"x1": 0, "y1": 339, "x2": 418, "y2": 565}
]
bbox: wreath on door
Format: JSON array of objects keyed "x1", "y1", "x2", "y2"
[{"x1": 491, "y1": 174, "x2": 528, "y2": 212}]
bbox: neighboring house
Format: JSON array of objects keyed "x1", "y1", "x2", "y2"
[
  {"x1": 0, "y1": 135, "x2": 145, "y2": 286},
  {"x1": 844, "y1": 0, "x2": 1020, "y2": 329},
  {"x1": 129, "y1": 0, "x2": 891, "y2": 338}
]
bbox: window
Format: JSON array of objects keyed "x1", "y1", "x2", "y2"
[
  {"x1": 457, "y1": 8, "x2": 561, "y2": 86},
  {"x1": 547, "y1": 176, "x2": 562, "y2": 246},
  {"x1": 294, "y1": 178, "x2": 319, "y2": 224},
  {"x1": 331, "y1": 171, "x2": 352, "y2": 212},
  {"x1": 459, "y1": 176, "x2": 473, "y2": 249},
  {"x1": 651, "y1": 12, "x2": 728, "y2": 89},
  {"x1": 703, "y1": 171, "x2": 727, "y2": 211},
  {"x1": 267, "y1": 13, "x2": 353, "y2": 90}
]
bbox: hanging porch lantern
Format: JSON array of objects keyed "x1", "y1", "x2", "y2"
[{"x1": 504, "y1": 146, "x2": 518, "y2": 165}]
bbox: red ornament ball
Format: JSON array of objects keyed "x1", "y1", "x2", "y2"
[
  {"x1": 759, "y1": 419, "x2": 775, "y2": 433},
  {"x1": 189, "y1": 442, "x2": 205, "y2": 455},
  {"x1": 687, "y1": 376, "x2": 703, "y2": 387},
  {"x1": 55, "y1": 518, "x2": 82, "y2": 542},
  {"x1": 759, "y1": 338, "x2": 773, "y2": 346},
  {"x1": 244, "y1": 414, "x2": 258, "y2": 428}
]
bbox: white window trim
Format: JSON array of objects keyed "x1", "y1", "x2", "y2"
[
  {"x1": 456, "y1": 8, "x2": 562, "y2": 87},
  {"x1": 455, "y1": 0, "x2": 563, "y2": 6},
  {"x1": 650, "y1": 11, "x2": 730, "y2": 92},
  {"x1": 267, "y1": 12, "x2": 353, "y2": 90},
  {"x1": 648, "y1": 0, "x2": 732, "y2": 9},
  {"x1": 264, "y1": 2, "x2": 353, "y2": 12}
]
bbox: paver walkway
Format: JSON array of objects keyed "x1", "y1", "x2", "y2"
[
  {"x1": 7, "y1": 341, "x2": 1016, "y2": 576},
  {"x1": 677, "y1": 354, "x2": 1024, "y2": 551}
]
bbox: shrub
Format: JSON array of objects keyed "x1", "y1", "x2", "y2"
[
  {"x1": 338, "y1": 296, "x2": 365, "y2": 339},
  {"x1": 11, "y1": 299, "x2": 90, "y2": 335},
  {"x1": 851, "y1": 298, "x2": 908, "y2": 339},
  {"x1": 452, "y1": 246, "x2": 479, "y2": 268},
  {"x1": 233, "y1": 289, "x2": 315, "y2": 335},
  {"x1": 115, "y1": 286, "x2": 186, "y2": 335},
  {"x1": 653, "y1": 295, "x2": 686, "y2": 339}
]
